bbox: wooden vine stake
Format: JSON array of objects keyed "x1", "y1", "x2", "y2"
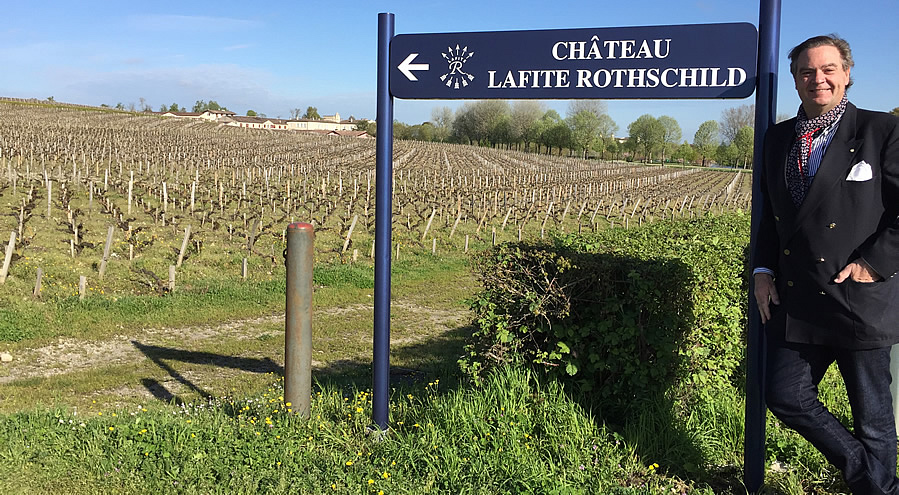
[
  {"x1": 177, "y1": 224, "x2": 191, "y2": 267},
  {"x1": 127, "y1": 172, "x2": 133, "y2": 214},
  {"x1": 342, "y1": 215, "x2": 358, "y2": 253},
  {"x1": 449, "y1": 209, "x2": 463, "y2": 239},
  {"x1": 46, "y1": 179, "x2": 52, "y2": 219},
  {"x1": 0, "y1": 232, "x2": 16, "y2": 284},
  {"x1": 168, "y1": 265, "x2": 176, "y2": 292},
  {"x1": 420, "y1": 208, "x2": 436, "y2": 241},
  {"x1": 79, "y1": 276, "x2": 87, "y2": 301},
  {"x1": 98, "y1": 226, "x2": 114, "y2": 280},
  {"x1": 32, "y1": 268, "x2": 43, "y2": 299}
]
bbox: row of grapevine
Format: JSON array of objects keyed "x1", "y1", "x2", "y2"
[{"x1": 0, "y1": 102, "x2": 751, "y2": 299}]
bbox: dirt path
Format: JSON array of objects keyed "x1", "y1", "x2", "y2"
[
  {"x1": 0, "y1": 301, "x2": 471, "y2": 387},
  {"x1": 0, "y1": 314, "x2": 284, "y2": 385}
]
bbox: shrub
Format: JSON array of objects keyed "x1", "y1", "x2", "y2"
[{"x1": 462, "y1": 212, "x2": 749, "y2": 411}]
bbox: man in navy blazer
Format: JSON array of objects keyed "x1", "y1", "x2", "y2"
[{"x1": 754, "y1": 34, "x2": 899, "y2": 493}]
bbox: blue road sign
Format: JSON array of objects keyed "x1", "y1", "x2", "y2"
[{"x1": 390, "y1": 23, "x2": 758, "y2": 100}]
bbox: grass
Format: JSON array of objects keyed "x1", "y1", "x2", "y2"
[
  {"x1": 0, "y1": 227, "x2": 854, "y2": 494},
  {"x1": 0, "y1": 361, "x2": 856, "y2": 494},
  {"x1": 0, "y1": 367, "x2": 702, "y2": 494}
]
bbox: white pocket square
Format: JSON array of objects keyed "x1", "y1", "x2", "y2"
[{"x1": 846, "y1": 161, "x2": 873, "y2": 181}]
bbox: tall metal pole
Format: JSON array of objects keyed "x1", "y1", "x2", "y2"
[
  {"x1": 373, "y1": 12, "x2": 395, "y2": 431},
  {"x1": 746, "y1": 0, "x2": 781, "y2": 492},
  {"x1": 285, "y1": 222, "x2": 314, "y2": 418}
]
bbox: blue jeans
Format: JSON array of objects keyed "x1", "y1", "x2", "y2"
[{"x1": 766, "y1": 336, "x2": 899, "y2": 494}]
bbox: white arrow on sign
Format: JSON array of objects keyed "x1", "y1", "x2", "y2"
[{"x1": 398, "y1": 53, "x2": 429, "y2": 81}]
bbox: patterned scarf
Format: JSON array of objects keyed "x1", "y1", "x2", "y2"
[{"x1": 785, "y1": 94, "x2": 848, "y2": 206}]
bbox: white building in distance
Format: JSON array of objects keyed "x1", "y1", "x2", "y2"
[{"x1": 160, "y1": 110, "x2": 360, "y2": 133}]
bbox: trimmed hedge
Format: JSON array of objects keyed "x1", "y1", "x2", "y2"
[{"x1": 462, "y1": 212, "x2": 749, "y2": 411}]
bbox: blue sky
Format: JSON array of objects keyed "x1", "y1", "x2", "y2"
[{"x1": 2, "y1": 0, "x2": 897, "y2": 139}]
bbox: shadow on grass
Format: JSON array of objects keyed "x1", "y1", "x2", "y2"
[
  {"x1": 132, "y1": 322, "x2": 473, "y2": 406},
  {"x1": 132, "y1": 340, "x2": 283, "y2": 405},
  {"x1": 309, "y1": 324, "x2": 474, "y2": 393}
]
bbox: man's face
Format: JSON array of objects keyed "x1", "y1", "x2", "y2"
[{"x1": 793, "y1": 45, "x2": 851, "y2": 118}]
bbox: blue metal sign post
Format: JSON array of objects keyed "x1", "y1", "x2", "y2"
[
  {"x1": 373, "y1": 12, "x2": 394, "y2": 432},
  {"x1": 375, "y1": 8, "x2": 779, "y2": 491},
  {"x1": 746, "y1": 1, "x2": 781, "y2": 493}
]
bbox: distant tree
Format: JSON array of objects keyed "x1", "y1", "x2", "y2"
[
  {"x1": 627, "y1": 114, "x2": 665, "y2": 162},
  {"x1": 622, "y1": 135, "x2": 640, "y2": 160},
  {"x1": 115, "y1": 102, "x2": 125, "y2": 110},
  {"x1": 542, "y1": 109, "x2": 561, "y2": 121},
  {"x1": 355, "y1": 119, "x2": 375, "y2": 136},
  {"x1": 46, "y1": 96, "x2": 55, "y2": 102},
  {"x1": 490, "y1": 115, "x2": 513, "y2": 148},
  {"x1": 566, "y1": 101, "x2": 607, "y2": 159},
  {"x1": 593, "y1": 114, "x2": 618, "y2": 160},
  {"x1": 139, "y1": 97, "x2": 152, "y2": 112},
  {"x1": 567, "y1": 109, "x2": 600, "y2": 159},
  {"x1": 693, "y1": 120, "x2": 719, "y2": 166},
  {"x1": 302, "y1": 106, "x2": 320, "y2": 119},
  {"x1": 733, "y1": 125, "x2": 755, "y2": 169},
  {"x1": 605, "y1": 137, "x2": 620, "y2": 161},
  {"x1": 658, "y1": 115, "x2": 682, "y2": 163},
  {"x1": 290, "y1": 108, "x2": 303, "y2": 120},
  {"x1": 168, "y1": 103, "x2": 181, "y2": 112},
  {"x1": 393, "y1": 120, "x2": 413, "y2": 140},
  {"x1": 451, "y1": 103, "x2": 477, "y2": 144},
  {"x1": 716, "y1": 142, "x2": 739, "y2": 167},
  {"x1": 159, "y1": 104, "x2": 167, "y2": 112},
  {"x1": 544, "y1": 121, "x2": 572, "y2": 156},
  {"x1": 451, "y1": 100, "x2": 509, "y2": 146},
  {"x1": 673, "y1": 141, "x2": 697, "y2": 164},
  {"x1": 891, "y1": 107, "x2": 899, "y2": 117},
  {"x1": 510, "y1": 101, "x2": 545, "y2": 152},
  {"x1": 535, "y1": 109, "x2": 562, "y2": 154},
  {"x1": 414, "y1": 122, "x2": 435, "y2": 142},
  {"x1": 720, "y1": 104, "x2": 754, "y2": 143},
  {"x1": 192, "y1": 100, "x2": 228, "y2": 113},
  {"x1": 100, "y1": 103, "x2": 110, "y2": 108},
  {"x1": 246, "y1": 110, "x2": 257, "y2": 117},
  {"x1": 431, "y1": 106, "x2": 454, "y2": 142},
  {"x1": 477, "y1": 100, "x2": 511, "y2": 146}
]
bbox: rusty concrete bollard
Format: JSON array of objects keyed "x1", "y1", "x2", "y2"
[{"x1": 285, "y1": 222, "x2": 313, "y2": 417}]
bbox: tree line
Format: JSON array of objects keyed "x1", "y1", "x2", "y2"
[
  {"x1": 95, "y1": 95, "x2": 809, "y2": 169},
  {"x1": 369, "y1": 101, "x2": 758, "y2": 168}
]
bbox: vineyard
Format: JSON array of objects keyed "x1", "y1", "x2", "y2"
[
  {"x1": 2, "y1": 102, "x2": 850, "y2": 495},
  {"x1": 0, "y1": 101, "x2": 752, "y2": 302}
]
